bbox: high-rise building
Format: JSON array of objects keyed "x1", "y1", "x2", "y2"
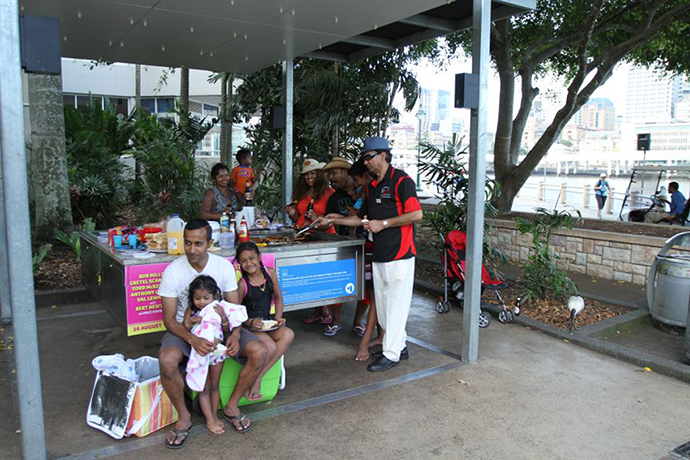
[
  {"x1": 437, "y1": 89, "x2": 451, "y2": 121},
  {"x1": 580, "y1": 97, "x2": 615, "y2": 131},
  {"x1": 625, "y1": 66, "x2": 684, "y2": 123}
]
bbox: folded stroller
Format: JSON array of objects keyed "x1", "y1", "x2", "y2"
[{"x1": 437, "y1": 230, "x2": 517, "y2": 326}]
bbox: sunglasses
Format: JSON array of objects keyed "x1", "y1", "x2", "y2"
[{"x1": 362, "y1": 151, "x2": 380, "y2": 162}]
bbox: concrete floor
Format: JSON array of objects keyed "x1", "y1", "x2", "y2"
[{"x1": 2, "y1": 292, "x2": 689, "y2": 460}]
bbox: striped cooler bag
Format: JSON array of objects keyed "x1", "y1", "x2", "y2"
[{"x1": 87, "y1": 356, "x2": 178, "y2": 439}]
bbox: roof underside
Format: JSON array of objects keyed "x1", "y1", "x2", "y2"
[{"x1": 21, "y1": 0, "x2": 533, "y2": 73}]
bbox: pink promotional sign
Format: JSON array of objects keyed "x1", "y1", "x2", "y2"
[{"x1": 125, "y1": 263, "x2": 170, "y2": 336}]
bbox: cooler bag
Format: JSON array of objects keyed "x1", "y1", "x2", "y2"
[{"x1": 86, "y1": 356, "x2": 178, "y2": 439}]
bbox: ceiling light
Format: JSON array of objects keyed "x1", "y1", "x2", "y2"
[
  {"x1": 190, "y1": 26, "x2": 194, "y2": 33},
  {"x1": 129, "y1": 18, "x2": 134, "y2": 25},
  {"x1": 334, "y1": 16, "x2": 338, "y2": 23},
  {"x1": 290, "y1": 9, "x2": 295, "y2": 15},
  {"x1": 120, "y1": 41, "x2": 124, "y2": 47},
  {"x1": 200, "y1": 50, "x2": 204, "y2": 56},
  {"x1": 77, "y1": 11, "x2": 82, "y2": 18},
  {"x1": 245, "y1": 56, "x2": 249, "y2": 61},
  {"x1": 63, "y1": 35, "x2": 67, "y2": 42},
  {"x1": 143, "y1": 19, "x2": 148, "y2": 27},
  {"x1": 210, "y1": 52, "x2": 214, "y2": 57},
  {"x1": 279, "y1": 7, "x2": 284, "y2": 13},
  {"x1": 244, "y1": 34, "x2": 248, "y2": 40},
  {"x1": 161, "y1": 45, "x2": 166, "y2": 52}
]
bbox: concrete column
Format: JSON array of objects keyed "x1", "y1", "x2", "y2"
[
  {"x1": 557, "y1": 161, "x2": 562, "y2": 175},
  {"x1": 537, "y1": 181, "x2": 544, "y2": 201},
  {"x1": 462, "y1": 0, "x2": 491, "y2": 364},
  {"x1": 606, "y1": 187, "x2": 614, "y2": 214},
  {"x1": 281, "y1": 60, "x2": 294, "y2": 222},
  {"x1": 559, "y1": 183, "x2": 567, "y2": 205},
  {"x1": 583, "y1": 184, "x2": 590, "y2": 209},
  {"x1": 630, "y1": 191, "x2": 638, "y2": 208},
  {"x1": 0, "y1": 2, "x2": 47, "y2": 458}
]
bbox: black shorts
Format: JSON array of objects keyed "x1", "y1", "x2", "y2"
[{"x1": 160, "y1": 328, "x2": 261, "y2": 365}]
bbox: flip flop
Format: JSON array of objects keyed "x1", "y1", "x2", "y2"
[
  {"x1": 223, "y1": 412, "x2": 253, "y2": 434},
  {"x1": 352, "y1": 325, "x2": 365, "y2": 337},
  {"x1": 165, "y1": 426, "x2": 190, "y2": 449}
]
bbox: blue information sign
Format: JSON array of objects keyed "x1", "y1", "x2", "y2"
[{"x1": 277, "y1": 259, "x2": 357, "y2": 305}]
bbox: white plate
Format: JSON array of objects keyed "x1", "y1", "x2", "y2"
[{"x1": 132, "y1": 252, "x2": 155, "y2": 259}]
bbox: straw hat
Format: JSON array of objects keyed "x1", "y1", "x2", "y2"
[
  {"x1": 322, "y1": 157, "x2": 352, "y2": 172},
  {"x1": 300, "y1": 158, "x2": 325, "y2": 174}
]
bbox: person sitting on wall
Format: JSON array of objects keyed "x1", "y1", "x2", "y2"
[
  {"x1": 200, "y1": 163, "x2": 240, "y2": 221},
  {"x1": 644, "y1": 181, "x2": 686, "y2": 224},
  {"x1": 158, "y1": 219, "x2": 268, "y2": 448}
]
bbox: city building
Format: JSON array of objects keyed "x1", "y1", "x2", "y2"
[
  {"x1": 580, "y1": 97, "x2": 616, "y2": 131},
  {"x1": 625, "y1": 66, "x2": 684, "y2": 123}
]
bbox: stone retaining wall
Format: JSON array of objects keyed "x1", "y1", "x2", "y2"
[{"x1": 486, "y1": 219, "x2": 687, "y2": 286}]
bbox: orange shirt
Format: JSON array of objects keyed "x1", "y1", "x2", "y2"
[
  {"x1": 296, "y1": 188, "x2": 335, "y2": 234},
  {"x1": 230, "y1": 165, "x2": 255, "y2": 194}
]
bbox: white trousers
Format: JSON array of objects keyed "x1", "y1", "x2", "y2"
[{"x1": 373, "y1": 257, "x2": 415, "y2": 362}]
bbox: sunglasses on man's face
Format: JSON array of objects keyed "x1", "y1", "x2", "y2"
[{"x1": 362, "y1": 151, "x2": 379, "y2": 162}]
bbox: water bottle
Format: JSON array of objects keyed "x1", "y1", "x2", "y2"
[{"x1": 166, "y1": 215, "x2": 185, "y2": 255}]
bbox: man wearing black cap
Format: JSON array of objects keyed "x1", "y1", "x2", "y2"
[{"x1": 317, "y1": 137, "x2": 422, "y2": 371}]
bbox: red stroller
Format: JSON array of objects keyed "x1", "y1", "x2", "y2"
[{"x1": 437, "y1": 230, "x2": 517, "y2": 327}]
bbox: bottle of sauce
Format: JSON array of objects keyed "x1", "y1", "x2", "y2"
[
  {"x1": 238, "y1": 216, "x2": 250, "y2": 243},
  {"x1": 166, "y1": 215, "x2": 185, "y2": 255}
]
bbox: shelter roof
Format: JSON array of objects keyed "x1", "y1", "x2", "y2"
[{"x1": 21, "y1": 0, "x2": 534, "y2": 73}]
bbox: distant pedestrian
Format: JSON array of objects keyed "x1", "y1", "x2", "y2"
[{"x1": 594, "y1": 173, "x2": 610, "y2": 218}]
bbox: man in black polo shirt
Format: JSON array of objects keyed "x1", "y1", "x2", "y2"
[{"x1": 317, "y1": 137, "x2": 422, "y2": 371}]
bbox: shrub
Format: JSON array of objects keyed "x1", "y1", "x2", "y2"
[
  {"x1": 32, "y1": 244, "x2": 52, "y2": 273},
  {"x1": 64, "y1": 100, "x2": 135, "y2": 227},
  {"x1": 515, "y1": 208, "x2": 581, "y2": 304},
  {"x1": 419, "y1": 134, "x2": 504, "y2": 266}
]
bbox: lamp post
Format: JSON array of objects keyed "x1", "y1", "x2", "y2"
[{"x1": 416, "y1": 109, "x2": 425, "y2": 191}]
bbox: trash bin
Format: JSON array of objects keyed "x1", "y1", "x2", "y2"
[{"x1": 647, "y1": 232, "x2": 690, "y2": 327}]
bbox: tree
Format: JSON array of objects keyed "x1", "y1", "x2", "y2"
[
  {"x1": 447, "y1": 0, "x2": 690, "y2": 213},
  {"x1": 27, "y1": 73, "x2": 73, "y2": 240}
]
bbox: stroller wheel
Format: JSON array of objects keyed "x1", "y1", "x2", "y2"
[
  {"x1": 436, "y1": 300, "x2": 451, "y2": 314},
  {"x1": 478, "y1": 311, "x2": 491, "y2": 328},
  {"x1": 498, "y1": 309, "x2": 515, "y2": 324}
]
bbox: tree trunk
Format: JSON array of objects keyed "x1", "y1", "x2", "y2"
[
  {"x1": 219, "y1": 73, "x2": 229, "y2": 165},
  {"x1": 179, "y1": 65, "x2": 189, "y2": 133},
  {"x1": 27, "y1": 73, "x2": 73, "y2": 240}
]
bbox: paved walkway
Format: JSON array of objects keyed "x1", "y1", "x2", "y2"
[{"x1": 1, "y1": 291, "x2": 689, "y2": 460}]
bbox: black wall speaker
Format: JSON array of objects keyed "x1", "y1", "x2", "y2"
[
  {"x1": 271, "y1": 106, "x2": 286, "y2": 129},
  {"x1": 637, "y1": 133, "x2": 651, "y2": 151},
  {"x1": 20, "y1": 16, "x2": 62, "y2": 74},
  {"x1": 454, "y1": 73, "x2": 479, "y2": 109}
]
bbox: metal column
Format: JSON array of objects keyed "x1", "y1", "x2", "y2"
[
  {"x1": 462, "y1": 0, "x2": 491, "y2": 364},
  {"x1": 0, "y1": 0, "x2": 48, "y2": 457},
  {"x1": 0, "y1": 158, "x2": 10, "y2": 324},
  {"x1": 281, "y1": 59, "x2": 294, "y2": 219}
]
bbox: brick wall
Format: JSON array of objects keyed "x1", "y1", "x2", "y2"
[{"x1": 486, "y1": 220, "x2": 686, "y2": 286}]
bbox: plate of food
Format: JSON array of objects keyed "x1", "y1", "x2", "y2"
[{"x1": 251, "y1": 319, "x2": 281, "y2": 332}]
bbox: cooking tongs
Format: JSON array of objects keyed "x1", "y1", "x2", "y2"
[{"x1": 295, "y1": 220, "x2": 320, "y2": 236}]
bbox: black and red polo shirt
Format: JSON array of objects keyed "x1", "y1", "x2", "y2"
[{"x1": 358, "y1": 165, "x2": 421, "y2": 263}]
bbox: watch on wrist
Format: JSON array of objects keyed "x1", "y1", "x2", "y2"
[{"x1": 383, "y1": 220, "x2": 389, "y2": 228}]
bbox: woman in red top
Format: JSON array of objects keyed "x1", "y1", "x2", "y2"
[
  {"x1": 286, "y1": 158, "x2": 335, "y2": 234},
  {"x1": 286, "y1": 158, "x2": 335, "y2": 324}
]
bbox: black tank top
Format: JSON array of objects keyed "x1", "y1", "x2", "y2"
[{"x1": 242, "y1": 278, "x2": 273, "y2": 319}]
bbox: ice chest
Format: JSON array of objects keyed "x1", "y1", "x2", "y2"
[
  {"x1": 189, "y1": 358, "x2": 282, "y2": 408},
  {"x1": 87, "y1": 356, "x2": 178, "y2": 439}
]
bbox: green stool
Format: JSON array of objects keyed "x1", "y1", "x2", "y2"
[{"x1": 188, "y1": 357, "x2": 284, "y2": 409}]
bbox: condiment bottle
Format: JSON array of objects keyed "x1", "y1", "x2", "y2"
[
  {"x1": 220, "y1": 212, "x2": 230, "y2": 233},
  {"x1": 238, "y1": 216, "x2": 249, "y2": 243}
]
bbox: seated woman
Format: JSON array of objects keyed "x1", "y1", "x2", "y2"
[
  {"x1": 235, "y1": 242, "x2": 294, "y2": 401},
  {"x1": 200, "y1": 163, "x2": 240, "y2": 221}
]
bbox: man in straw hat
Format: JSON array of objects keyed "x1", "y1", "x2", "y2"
[{"x1": 317, "y1": 137, "x2": 422, "y2": 372}]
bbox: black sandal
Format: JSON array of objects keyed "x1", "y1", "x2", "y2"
[
  {"x1": 165, "y1": 427, "x2": 190, "y2": 449},
  {"x1": 223, "y1": 412, "x2": 252, "y2": 434}
]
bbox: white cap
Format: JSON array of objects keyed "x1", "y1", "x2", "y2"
[{"x1": 600, "y1": 173, "x2": 607, "y2": 178}]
